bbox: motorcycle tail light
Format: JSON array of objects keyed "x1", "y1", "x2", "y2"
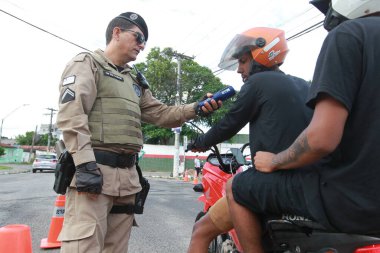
[{"x1": 355, "y1": 245, "x2": 380, "y2": 253}]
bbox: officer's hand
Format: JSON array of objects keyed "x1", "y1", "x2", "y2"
[
  {"x1": 186, "y1": 136, "x2": 210, "y2": 152},
  {"x1": 76, "y1": 161, "x2": 103, "y2": 194},
  {"x1": 195, "y1": 93, "x2": 223, "y2": 117}
]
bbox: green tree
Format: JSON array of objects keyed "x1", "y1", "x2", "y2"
[
  {"x1": 135, "y1": 47, "x2": 236, "y2": 144},
  {"x1": 15, "y1": 131, "x2": 35, "y2": 145},
  {"x1": 15, "y1": 131, "x2": 58, "y2": 146},
  {"x1": 0, "y1": 146, "x2": 5, "y2": 156}
]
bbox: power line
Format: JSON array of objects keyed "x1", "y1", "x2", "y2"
[
  {"x1": 283, "y1": 12, "x2": 323, "y2": 37},
  {"x1": 1, "y1": 6, "x2": 323, "y2": 76},
  {"x1": 287, "y1": 21, "x2": 323, "y2": 41},
  {"x1": 0, "y1": 8, "x2": 91, "y2": 52}
]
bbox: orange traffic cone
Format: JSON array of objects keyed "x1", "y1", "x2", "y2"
[
  {"x1": 183, "y1": 170, "x2": 189, "y2": 182},
  {"x1": 193, "y1": 172, "x2": 199, "y2": 184},
  {"x1": 40, "y1": 195, "x2": 65, "y2": 249},
  {"x1": 0, "y1": 224, "x2": 33, "y2": 253}
]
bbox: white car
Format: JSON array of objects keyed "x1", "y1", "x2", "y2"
[{"x1": 32, "y1": 154, "x2": 57, "y2": 173}]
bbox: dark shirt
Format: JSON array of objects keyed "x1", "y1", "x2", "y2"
[
  {"x1": 199, "y1": 70, "x2": 312, "y2": 162},
  {"x1": 305, "y1": 16, "x2": 380, "y2": 233}
]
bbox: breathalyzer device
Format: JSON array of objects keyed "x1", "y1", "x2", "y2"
[{"x1": 198, "y1": 85, "x2": 236, "y2": 107}]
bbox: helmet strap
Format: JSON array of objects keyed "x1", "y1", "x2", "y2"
[
  {"x1": 324, "y1": 6, "x2": 348, "y2": 31},
  {"x1": 249, "y1": 60, "x2": 274, "y2": 76}
]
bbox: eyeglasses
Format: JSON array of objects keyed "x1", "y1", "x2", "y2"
[{"x1": 120, "y1": 28, "x2": 145, "y2": 45}]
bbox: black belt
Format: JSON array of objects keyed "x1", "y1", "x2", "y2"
[{"x1": 94, "y1": 150, "x2": 136, "y2": 168}]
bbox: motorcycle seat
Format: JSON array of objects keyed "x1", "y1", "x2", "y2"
[{"x1": 265, "y1": 214, "x2": 328, "y2": 235}]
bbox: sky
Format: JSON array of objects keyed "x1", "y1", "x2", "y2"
[{"x1": 0, "y1": 0, "x2": 328, "y2": 139}]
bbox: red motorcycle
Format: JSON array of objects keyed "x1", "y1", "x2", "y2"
[
  {"x1": 192, "y1": 143, "x2": 380, "y2": 253},
  {"x1": 193, "y1": 143, "x2": 250, "y2": 253}
]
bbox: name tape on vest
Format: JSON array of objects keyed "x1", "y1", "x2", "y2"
[{"x1": 104, "y1": 71, "x2": 124, "y2": 82}]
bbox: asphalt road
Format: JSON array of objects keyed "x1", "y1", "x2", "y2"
[{"x1": 0, "y1": 168, "x2": 203, "y2": 253}]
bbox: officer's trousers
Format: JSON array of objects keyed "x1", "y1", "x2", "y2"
[{"x1": 58, "y1": 188, "x2": 135, "y2": 253}]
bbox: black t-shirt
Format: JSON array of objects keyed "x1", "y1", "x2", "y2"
[
  {"x1": 305, "y1": 16, "x2": 380, "y2": 233},
  {"x1": 200, "y1": 70, "x2": 312, "y2": 161}
]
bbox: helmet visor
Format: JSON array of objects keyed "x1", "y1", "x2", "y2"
[{"x1": 218, "y1": 34, "x2": 260, "y2": 71}]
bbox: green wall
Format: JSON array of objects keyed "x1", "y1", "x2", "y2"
[
  {"x1": 0, "y1": 148, "x2": 23, "y2": 163},
  {"x1": 139, "y1": 157, "x2": 199, "y2": 172},
  {"x1": 139, "y1": 157, "x2": 173, "y2": 172}
]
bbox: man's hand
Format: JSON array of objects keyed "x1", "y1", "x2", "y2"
[
  {"x1": 76, "y1": 161, "x2": 103, "y2": 194},
  {"x1": 195, "y1": 93, "x2": 223, "y2": 117},
  {"x1": 254, "y1": 151, "x2": 277, "y2": 173}
]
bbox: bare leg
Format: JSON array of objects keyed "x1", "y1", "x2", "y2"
[
  {"x1": 187, "y1": 213, "x2": 223, "y2": 253},
  {"x1": 226, "y1": 180, "x2": 264, "y2": 253}
]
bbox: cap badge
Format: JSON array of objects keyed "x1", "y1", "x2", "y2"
[{"x1": 129, "y1": 13, "x2": 138, "y2": 20}]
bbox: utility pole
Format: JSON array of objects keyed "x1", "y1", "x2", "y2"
[
  {"x1": 172, "y1": 51, "x2": 194, "y2": 178},
  {"x1": 29, "y1": 125, "x2": 38, "y2": 162},
  {"x1": 45, "y1": 108, "x2": 57, "y2": 152}
]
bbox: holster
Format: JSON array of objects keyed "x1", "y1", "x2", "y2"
[
  {"x1": 134, "y1": 169, "x2": 150, "y2": 214},
  {"x1": 53, "y1": 140, "x2": 76, "y2": 195}
]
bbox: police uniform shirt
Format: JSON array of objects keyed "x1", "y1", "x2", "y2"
[{"x1": 56, "y1": 49, "x2": 196, "y2": 196}]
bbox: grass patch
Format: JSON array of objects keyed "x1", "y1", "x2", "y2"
[{"x1": 0, "y1": 166, "x2": 11, "y2": 170}]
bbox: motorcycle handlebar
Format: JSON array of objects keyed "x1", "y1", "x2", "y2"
[
  {"x1": 185, "y1": 121, "x2": 247, "y2": 172},
  {"x1": 211, "y1": 144, "x2": 228, "y2": 170}
]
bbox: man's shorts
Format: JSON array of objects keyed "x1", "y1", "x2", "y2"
[
  {"x1": 232, "y1": 168, "x2": 314, "y2": 220},
  {"x1": 208, "y1": 196, "x2": 233, "y2": 232}
]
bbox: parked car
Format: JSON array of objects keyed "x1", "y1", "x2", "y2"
[{"x1": 32, "y1": 153, "x2": 57, "y2": 173}]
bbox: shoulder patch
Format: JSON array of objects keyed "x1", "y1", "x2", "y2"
[
  {"x1": 62, "y1": 75, "x2": 76, "y2": 86},
  {"x1": 133, "y1": 83, "x2": 142, "y2": 97},
  {"x1": 61, "y1": 88, "x2": 75, "y2": 104}
]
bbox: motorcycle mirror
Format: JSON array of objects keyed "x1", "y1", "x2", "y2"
[{"x1": 230, "y1": 148, "x2": 246, "y2": 165}]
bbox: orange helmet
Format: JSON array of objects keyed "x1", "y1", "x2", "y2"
[{"x1": 218, "y1": 27, "x2": 289, "y2": 70}]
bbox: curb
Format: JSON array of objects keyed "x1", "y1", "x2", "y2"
[
  {"x1": 0, "y1": 167, "x2": 190, "y2": 181},
  {"x1": 0, "y1": 168, "x2": 200, "y2": 185},
  {"x1": 0, "y1": 169, "x2": 30, "y2": 175}
]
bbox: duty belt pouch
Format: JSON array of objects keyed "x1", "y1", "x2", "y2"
[
  {"x1": 53, "y1": 140, "x2": 76, "y2": 195},
  {"x1": 134, "y1": 163, "x2": 150, "y2": 214}
]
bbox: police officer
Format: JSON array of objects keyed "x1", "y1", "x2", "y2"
[{"x1": 56, "y1": 11, "x2": 219, "y2": 253}]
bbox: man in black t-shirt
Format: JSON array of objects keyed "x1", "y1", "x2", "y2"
[
  {"x1": 187, "y1": 27, "x2": 312, "y2": 253},
  {"x1": 226, "y1": 1, "x2": 380, "y2": 252}
]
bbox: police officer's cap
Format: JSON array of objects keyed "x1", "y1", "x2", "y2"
[{"x1": 117, "y1": 12, "x2": 148, "y2": 41}]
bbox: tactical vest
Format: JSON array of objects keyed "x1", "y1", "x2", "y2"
[{"x1": 85, "y1": 52, "x2": 144, "y2": 151}]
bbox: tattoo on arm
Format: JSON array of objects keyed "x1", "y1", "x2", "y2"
[{"x1": 272, "y1": 131, "x2": 311, "y2": 167}]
